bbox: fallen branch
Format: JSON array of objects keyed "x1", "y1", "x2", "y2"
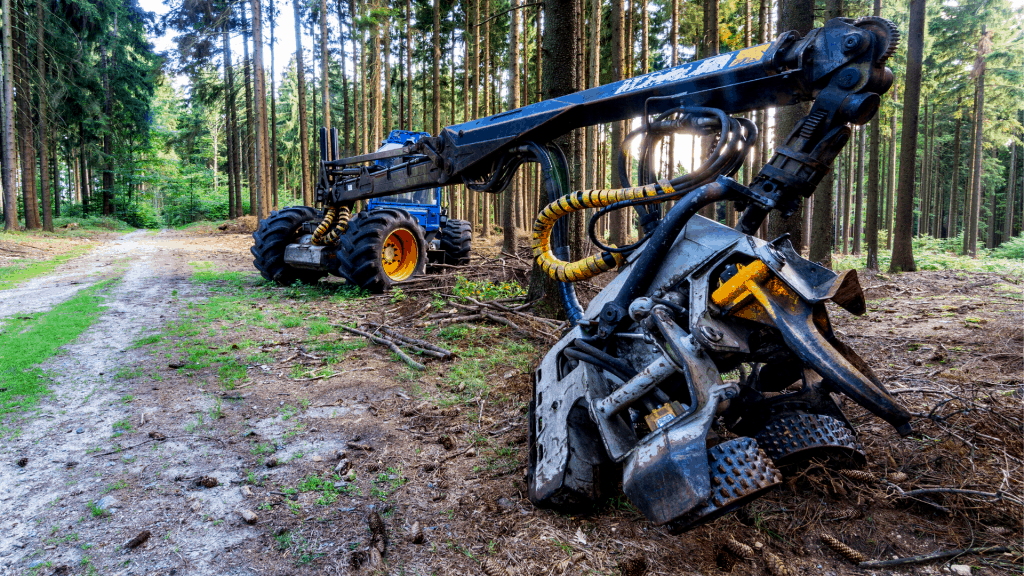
[
  {"x1": 366, "y1": 323, "x2": 454, "y2": 359},
  {"x1": 335, "y1": 324, "x2": 425, "y2": 370},
  {"x1": 901, "y1": 488, "x2": 1024, "y2": 507},
  {"x1": 858, "y1": 546, "x2": 1014, "y2": 569}
]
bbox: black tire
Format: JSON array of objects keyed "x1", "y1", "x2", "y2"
[
  {"x1": 439, "y1": 218, "x2": 472, "y2": 264},
  {"x1": 251, "y1": 206, "x2": 328, "y2": 286},
  {"x1": 338, "y1": 208, "x2": 427, "y2": 293}
]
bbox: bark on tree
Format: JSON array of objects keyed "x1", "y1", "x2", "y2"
[
  {"x1": 886, "y1": 87, "x2": 897, "y2": 248},
  {"x1": 406, "y1": 0, "x2": 413, "y2": 130},
  {"x1": 966, "y1": 28, "x2": 989, "y2": 257},
  {"x1": 1, "y1": 0, "x2": 15, "y2": 230},
  {"x1": 503, "y1": 0, "x2": 521, "y2": 254},
  {"x1": 586, "y1": 0, "x2": 600, "y2": 192},
  {"x1": 100, "y1": 12, "x2": 116, "y2": 218},
  {"x1": 607, "y1": 0, "x2": 627, "y2": 245},
  {"x1": 14, "y1": 6, "x2": 40, "y2": 229},
  {"x1": 432, "y1": 0, "x2": 441, "y2": 134},
  {"x1": 242, "y1": 2, "x2": 257, "y2": 215},
  {"x1": 1005, "y1": 140, "x2": 1016, "y2": 242},
  {"x1": 252, "y1": 0, "x2": 271, "y2": 220},
  {"x1": 270, "y1": 0, "x2": 280, "y2": 208},
  {"x1": 865, "y1": 0, "x2": 882, "y2": 268},
  {"x1": 945, "y1": 106, "x2": 960, "y2": 238},
  {"x1": 293, "y1": 0, "x2": 312, "y2": 205},
  {"x1": 36, "y1": 1, "x2": 52, "y2": 231},
  {"x1": 889, "y1": 0, "x2": 926, "y2": 272},
  {"x1": 320, "y1": 0, "x2": 330, "y2": 136},
  {"x1": 853, "y1": 124, "x2": 864, "y2": 253},
  {"x1": 223, "y1": 24, "x2": 241, "y2": 217},
  {"x1": 338, "y1": 0, "x2": 350, "y2": 154}
]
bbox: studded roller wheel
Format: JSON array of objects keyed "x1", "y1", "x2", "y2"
[
  {"x1": 251, "y1": 206, "x2": 328, "y2": 286},
  {"x1": 754, "y1": 413, "x2": 867, "y2": 469},
  {"x1": 337, "y1": 208, "x2": 427, "y2": 293},
  {"x1": 667, "y1": 437, "x2": 783, "y2": 533}
]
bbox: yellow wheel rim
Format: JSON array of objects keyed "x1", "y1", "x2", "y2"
[{"x1": 381, "y1": 228, "x2": 419, "y2": 281}]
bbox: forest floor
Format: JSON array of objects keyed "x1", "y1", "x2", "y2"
[{"x1": 0, "y1": 223, "x2": 1021, "y2": 576}]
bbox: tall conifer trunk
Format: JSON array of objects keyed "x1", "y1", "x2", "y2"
[
  {"x1": 293, "y1": 0, "x2": 312, "y2": 205},
  {"x1": 36, "y1": 1, "x2": 52, "y2": 231},
  {"x1": 890, "y1": 0, "x2": 926, "y2": 272}
]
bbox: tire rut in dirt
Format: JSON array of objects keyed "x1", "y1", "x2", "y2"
[{"x1": 251, "y1": 206, "x2": 327, "y2": 286}]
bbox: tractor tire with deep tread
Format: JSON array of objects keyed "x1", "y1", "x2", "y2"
[
  {"x1": 251, "y1": 206, "x2": 328, "y2": 286},
  {"x1": 439, "y1": 219, "x2": 472, "y2": 264},
  {"x1": 338, "y1": 208, "x2": 427, "y2": 293}
]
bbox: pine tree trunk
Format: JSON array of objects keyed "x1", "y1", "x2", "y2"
[
  {"x1": 607, "y1": 0, "x2": 626, "y2": 245},
  {"x1": 853, "y1": 125, "x2": 864, "y2": 253},
  {"x1": 242, "y1": 3, "x2": 257, "y2": 215},
  {"x1": 586, "y1": 0, "x2": 600, "y2": 192},
  {"x1": 1, "y1": 0, "x2": 16, "y2": 230},
  {"x1": 1005, "y1": 141, "x2": 1016, "y2": 242},
  {"x1": 968, "y1": 61, "x2": 985, "y2": 257},
  {"x1": 963, "y1": 91, "x2": 976, "y2": 254},
  {"x1": 842, "y1": 145, "x2": 851, "y2": 254},
  {"x1": 252, "y1": 0, "x2": 271, "y2": 220},
  {"x1": 384, "y1": 21, "x2": 393, "y2": 134},
  {"x1": 889, "y1": 0, "x2": 926, "y2": 272},
  {"x1": 320, "y1": 0, "x2": 330, "y2": 136},
  {"x1": 886, "y1": 89, "x2": 897, "y2": 249},
  {"x1": 946, "y1": 110, "x2": 960, "y2": 238},
  {"x1": 270, "y1": 0, "x2": 279, "y2": 209},
  {"x1": 405, "y1": 0, "x2": 413, "y2": 130},
  {"x1": 14, "y1": 6, "x2": 40, "y2": 229},
  {"x1": 36, "y1": 1, "x2": 52, "y2": 231},
  {"x1": 293, "y1": 0, "x2": 312, "y2": 205},
  {"x1": 865, "y1": 0, "x2": 881, "y2": 268},
  {"x1": 338, "y1": 0, "x2": 350, "y2": 154},
  {"x1": 503, "y1": 0, "x2": 521, "y2": 254},
  {"x1": 431, "y1": 0, "x2": 441, "y2": 134},
  {"x1": 767, "y1": 0, "x2": 812, "y2": 246}
]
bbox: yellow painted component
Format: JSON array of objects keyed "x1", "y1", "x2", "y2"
[
  {"x1": 531, "y1": 179, "x2": 677, "y2": 283},
  {"x1": 380, "y1": 228, "x2": 419, "y2": 281},
  {"x1": 644, "y1": 401, "x2": 684, "y2": 431},
  {"x1": 710, "y1": 260, "x2": 801, "y2": 325},
  {"x1": 730, "y1": 43, "x2": 771, "y2": 67}
]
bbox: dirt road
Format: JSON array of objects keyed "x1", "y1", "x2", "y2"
[
  {"x1": 0, "y1": 229, "x2": 1020, "y2": 576},
  {"x1": 0, "y1": 231, "x2": 258, "y2": 576}
]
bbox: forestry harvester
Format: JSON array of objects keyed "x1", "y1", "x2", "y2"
[{"x1": 251, "y1": 17, "x2": 913, "y2": 531}]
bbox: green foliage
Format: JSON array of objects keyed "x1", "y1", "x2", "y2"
[
  {"x1": 453, "y1": 276, "x2": 526, "y2": 301},
  {"x1": 990, "y1": 235, "x2": 1024, "y2": 260}
]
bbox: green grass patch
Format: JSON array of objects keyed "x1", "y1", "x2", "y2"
[
  {"x1": 0, "y1": 245, "x2": 94, "y2": 290},
  {"x1": 0, "y1": 280, "x2": 114, "y2": 427}
]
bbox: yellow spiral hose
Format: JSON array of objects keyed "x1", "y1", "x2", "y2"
[
  {"x1": 311, "y1": 207, "x2": 336, "y2": 246},
  {"x1": 324, "y1": 205, "x2": 352, "y2": 245},
  {"x1": 532, "y1": 179, "x2": 676, "y2": 282}
]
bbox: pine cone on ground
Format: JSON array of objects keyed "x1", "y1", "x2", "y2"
[
  {"x1": 765, "y1": 551, "x2": 790, "y2": 576},
  {"x1": 839, "y1": 469, "x2": 876, "y2": 483},
  {"x1": 724, "y1": 536, "x2": 754, "y2": 559},
  {"x1": 821, "y1": 534, "x2": 867, "y2": 564}
]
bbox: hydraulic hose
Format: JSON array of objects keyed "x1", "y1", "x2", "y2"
[
  {"x1": 324, "y1": 205, "x2": 352, "y2": 244},
  {"x1": 311, "y1": 207, "x2": 337, "y2": 246},
  {"x1": 532, "y1": 179, "x2": 680, "y2": 282}
]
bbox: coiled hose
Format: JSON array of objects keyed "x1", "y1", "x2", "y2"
[
  {"x1": 532, "y1": 180, "x2": 678, "y2": 282},
  {"x1": 311, "y1": 207, "x2": 336, "y2": 245},
  {"x1": 324, "y1": 205, "x2": 352, "y2": 244},
  {"x1": 532, "y1": 107, "x2": 756, "y2": 285}
]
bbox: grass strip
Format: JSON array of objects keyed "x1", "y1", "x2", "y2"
[
  {"x1": 0, "y1": 244, "x2": 94, "y2": 290},
  {"x1": 0, "y1": 279, "x2": 115, "y2": 421}
]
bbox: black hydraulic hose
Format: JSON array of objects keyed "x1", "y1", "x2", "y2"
[
  {"x1": 520, "y1": 141, "x2": 585, "y2": 326},
  {"x1": 572, "y1": 339, "x2": 638, "y2": 380},
  {"x1": 598, "y1": 179, "x2": 735, "y2": 336},
  {"x1": 563, "y1": 349, "x2": 634, "y2": 383}
]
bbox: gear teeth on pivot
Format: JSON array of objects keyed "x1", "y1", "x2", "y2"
[
  {"x1": 754, "y1": 413, "x2": 867, "y2": 469},
  {"x1": 854, "y1": 16, "x2": 901, "y2": 62},
  {"x1": 668, "y1": 437, "x2": 783, "y2": 533}
]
